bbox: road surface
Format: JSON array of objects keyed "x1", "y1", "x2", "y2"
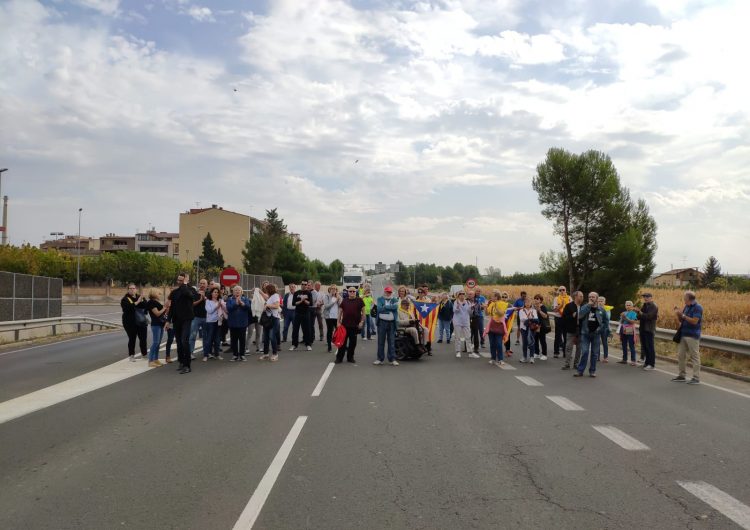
[{"x1": 1, "y1": 315, "x2": 749, "y2": 529}]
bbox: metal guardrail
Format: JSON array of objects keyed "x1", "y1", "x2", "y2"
[
  {"x1": 608, "y1": 321, "x2": 750, "y2": 357},
  {"x1": 0, "y1": 316, "x2": 121, "y2": 342}
]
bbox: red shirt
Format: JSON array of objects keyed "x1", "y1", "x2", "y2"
[{"x1": 340, "y1": 298, "x2": 364, "y2": 328}]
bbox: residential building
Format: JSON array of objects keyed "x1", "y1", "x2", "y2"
[
  {"x1": 40, "y1": 235, "x2": 99, "y2": 255},
  {"x1": 650, "y1": 267, "x2": 703, "y2": 287},
  {"x1": 179, "y1": 205, "x2": 254, "y2": 270},
  {"x1": 374, "y1": 262, "x2": 387, "y2": 274},
  {"x1": 136, "y1": 229, "x2": 179, "y2": 259},
  {"x1": 99, "y1": 234, "x2": 136, "y2": 253}
]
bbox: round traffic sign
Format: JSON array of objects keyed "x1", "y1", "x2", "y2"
[
  {"x1": 220, "y1": 267, "x2": 241, "y2": 287},
  {"x1": 466, "y1": 278, "x2": 477, "y2": 289}
]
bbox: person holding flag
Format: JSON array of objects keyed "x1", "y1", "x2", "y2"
[
  {"x1": 413, "y1": 295, "x2": 439, "y2": 354},
  {"x1": 597, "y1": 296, "x2": 612, "y2": 363},
  {"x1": 415, "y1": 287, "x2": 434, "y2": 356},
  {"x1": 485, "y1": 291, "x2": 508, "y2": 366}
]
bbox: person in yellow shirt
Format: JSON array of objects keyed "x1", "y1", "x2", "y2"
[
  {"x1": 552, "y1": 286, "x2": 572, "y2": 358},
  {"x1": 485, "y1": 291, "x2": 509, "y2": 366}
]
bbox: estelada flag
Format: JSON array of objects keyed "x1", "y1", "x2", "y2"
[
  {"x1": 503, "y1": 308, "x2": 516, "y2": 343},
  {"x1": 413, "y1": 301, "x2": 439, "y2": 342}
]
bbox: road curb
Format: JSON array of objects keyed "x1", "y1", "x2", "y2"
[{"x1": 655, "y1": 354, "x2": 750, "y2": 383}]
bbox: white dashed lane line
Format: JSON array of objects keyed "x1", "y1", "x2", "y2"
[
  {"x1": 677, "y1": 481, "x2": 750, "y2": 530},
  {"x1": 311, "y1": 362, "x2": 335, "y2": 397},
  {"x1": 592, "y1": 425, "x2": 650, "y2": 451},
  {"x1": 515, "y1": 376, "x2": 543, "y2": 387},
  {"x1": 546, "y1": 395, "x2": 585, "y2": 411}
]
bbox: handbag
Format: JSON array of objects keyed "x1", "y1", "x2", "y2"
[
  {"x1": 370, "y1": 305, "x2": 378, "y2": 318},
  {"x1": 488, "y1": 318, "x2": 506, "y2": 335},
  {"x1": 259, "y1": 310, "x2": 273, "y2": 329},
  {"x1": 134, "y1": 308, "x2": 148, "y2": 327},
  {"x1": 672, "y1": 328, "x2": 682, "y2": 343},
  {"x1": 332, "y1": 325, "x2": 347, "y2": 349}
]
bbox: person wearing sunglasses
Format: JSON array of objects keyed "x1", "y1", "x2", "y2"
[
  {"x1": 336, "y1": 287, "x2": 365, "y2": 363},
  {"x1": 290, "y1": 280, "x2": 314, "y2": 351}
]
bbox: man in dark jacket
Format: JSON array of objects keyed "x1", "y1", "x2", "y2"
[
  {"x1": 635, "y1": 293, "x2": 659, "y2": 370},
  {"x1": 561, "y1": 291, "x2": 583, "y2": 370},
  {"x1": 167, "y1": 272, "x2": 195, "y2": 374},
  {"x1": 290, "y1": 280, "x2": 313, "y2": 351},
  {"x1": 437, "y1": 293, "x2": 453, "y2": 343},
  {"x1": 281, "y1": 283, "x2": 296, "y2": 342}
]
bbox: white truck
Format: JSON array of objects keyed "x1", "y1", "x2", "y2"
[{"x1": 342, "y1": 267, "x2": 366, "y2": 291}]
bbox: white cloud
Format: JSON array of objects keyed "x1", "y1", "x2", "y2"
[
  {"x1": 186, "y1": 5, "x2": 213, "y2": 22},
  {"x1": 70, "y1": 0, "x2": 120, "y2": 15}
]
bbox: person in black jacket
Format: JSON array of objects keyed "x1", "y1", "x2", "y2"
[
  {"x1": 167, "y1": 272, "x2": 195, "y2": 374},
  {"x1": 121, "y1": 284, "x2": 148, "y2": 362},
  {"x1": 437, "y1": 293, "x2": 453, "y2": 343},
  {"x1": 561, "y1": 291, "x2": 583, "y2": 370},
  {"x1": 635, "y1": 292, "x2": 659, "y2": 370}
]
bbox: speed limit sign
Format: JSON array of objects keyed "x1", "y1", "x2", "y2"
[{"x1": 466, "y1": 278, "x2": 477, "y2": 289}]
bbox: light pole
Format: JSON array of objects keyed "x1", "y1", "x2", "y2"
[
  {"x1": 76, "y1": 208, "x2": 82, "y2": 304},
  {"x1": 0, "y1": 168, "x2": 7, "y2": 245}
]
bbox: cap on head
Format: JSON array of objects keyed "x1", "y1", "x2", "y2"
[{"x1": 384, "y1": 286, "x2": 393, "y2": 293}]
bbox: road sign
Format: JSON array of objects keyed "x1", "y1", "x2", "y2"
[
  {"x1": 220, "y1": 267, "x2": 241, "y2": 286},
  {"x1": 466, "y1": 278, "x2": 477, "y2": 289}
]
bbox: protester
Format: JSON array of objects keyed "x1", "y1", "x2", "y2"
[
  {"x1": 248, "y1": 286, "x2": 266, "y2": 354},
  {"x1": 452, "y1": 291, "x2": 472, "y2": 358},
  {"x1": 323, "y1": 285, "x2": 341, "y2": 353},
  {"x1": 671, "y1": 290, "x2": 703, "y2": 385},
  {"x1": 260, "y1": 284, "x2": 281, "y2": 361},
  {"x1": 167, "y1": 273, "x2": 195, "y2": 374},
  {"x1": 635, "y1": 292, "x2": 658, "y2": 370},
  {"x1": 282, "y1": 283, "x2": 297, "y2": 342},
  {"x1": 467, "y1": 291, "x2": 482, "y2": 357},
  {"x1": 204, "y1": 287, "x2": 226, "y2": 361},
  {"x1": 189, "y1": 279, "x2": 208, "y2": 360},
  {"x1": 437, "y1": 292, "x2": 453, "y2": 343},
  {"x1": 397, "y1": 297, "x2": 422, "y2": 348},
  {"x1": 518, "y1": 297, "x2": 538, "y2": 364},
  {"x1": 414, "y1": 286, "x2": 432, "y2": 355},
  {"x1": 144, "y1": 288, "x2": 167, "y2": 367},
  {"x1": 513, "y1": 291, "x2": 527, "y2": 345},
  {"x1": 561, "y1": 291, "x2": 583, "y2": 370},
  {"x1": 474, "y1": 287, "x2": 487, "y2": 348},
  {"x1": 361, "y1": 286, "x2": 375, "y2": 340},
  {"x1": 336, "y1": 286, "x2": 365, "y2": 364},
  {"x1": 499, "y1": 291, "x2": 513, "y2": 357},
  {"x1": 227, "y1": 285, "x2": 251, "y2": 362},
  {"x1": 552, "y1": 286, "x2": 571, "y2": 358},
  {"x1": 597, "y1": 296, "x2": 611, "y2": 363},
  {"x1": 574, "y1": 292, "x2": 606, "y2": 378},
  {"x1": 121, "y1": 283, "x2": 148, "y2": 362},
  {"x1": 533, "y1": 294, "x2": 550, "y2": 361},
  {"x1": 312, "y1": 281, "x2": 325, "y2": 342},
  {"x1": 617, "y1": 301, "x2": 638, "y2": 365},
  {"x1": 219, "y1": 285, "x2": 231, "y2": 347},
  {"x1": 397, "y1": 286, "x2": 409, "y2": 303},
  {"x1": 485, "y1": 291, "x2": 508, "y2": 366},
  {"x1": 290, "y1": 280, "x2": 313, "y2": 351},
  {"x1": 375, "y1": 286, "x2": 399, "y2": 365}
]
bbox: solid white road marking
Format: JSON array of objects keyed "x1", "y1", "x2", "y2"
[
  {"x1": 233, "y1": 416, "x2": 308, "y2": 530},
  {"x1": 311, "y1": 362, "x2": 335, "y2": 397},
  {"x1": 654, "y1": 368, "x2": 750, "y2": 400},
  {"x1": 592, "y1": 425, "x2": 650, "y2": 451},
  {"x1": 515, "y1": 376, "x2": 543, "y2": 386},
  {"x1": 546, "y1": 395, "x2": 585, "y2": 411},
  {"x1": 678, "y1": 481, "x2": 750, "y2": 529},
  {"x1": 0, "y1": 331, "x2": 118, "y2": 357}
]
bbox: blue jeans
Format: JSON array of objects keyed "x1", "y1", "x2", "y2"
[
  {"x1": 488, "y1": 332, "x2": 504, "y2": 361},
  {"x1": 189, "y1": 317, "x2": 207, "y2": 355},
  {"x1": 620, "y1": 333, "x2": 636, "y2": 362},
  {"x1": 578, "y1": 332, "x2": 600, "y2": 374},
  {"x1": 204, "y1": 322, "x2": 220, "y2": 357},
  {"x1": 263, "y1": 317, "x2": 280, "y2": 354},
  {"x1": 438, "y1": 319, "x2": 452, "y2": 341},
  {"x1": 282, "y1": 312, "x2": 294, "y2": 341},
  {"x1": 521, "y1": 327, "x2": 536, "y2": 359},
  {"x1": 377, "y1": 319, "x2": 396, "y2": 362},
  {"x1": 361, "y1": 315, "x2": 374, "y2": 338},
  {"x1": 600, "y1": 329, "x2": 609, "y2": 358},
  {"x1": 149, "y1": 325, "x2": 164, "y2": 362},
  {"x1": 477, "y1": 314, "x2": 485, "y2": 346}
]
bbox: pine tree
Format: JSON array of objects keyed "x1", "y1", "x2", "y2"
[{"x1": 702, "y1": 256, "x2": 722, "y2": 286}]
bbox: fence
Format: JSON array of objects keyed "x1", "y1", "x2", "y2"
[
  {"x1": 239, "y1": 274, "x2": 285, "y2": 293},
  {"x1": 0, "y1": 272, "x2": 63, "y2": 322}
]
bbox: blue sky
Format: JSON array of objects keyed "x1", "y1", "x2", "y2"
[{"x1": 1, "y1": 0, "x2": 749, "y2": 275}]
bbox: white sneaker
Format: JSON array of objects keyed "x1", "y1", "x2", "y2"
[
  {"x1": 202, "y1": 357, "x2": 208, "y2": 362},
  {"x1": 216, "y1": 356, "x2": 224, "y2": 360},
  {"x1": 498, "y1": 361, "x2": 506, "y2": 367},
  {"x1": 519, "y1": 358, "x2": 528, "y2": 363},
  {"x1": 306, "y1": 345, "x2": 312, "y2": 351},
  {"x1": 373, "y1": 360, "x2": 383, "y2": 365},
  {"x1": 534, "y1": 354, "x2": 540, "y2": 359},
  {"x1": 529, "y1": 358, "x2": 535, "y2": 364},
  {"x1": 129, "y1": 356, "x2": 136, "y2": 362},
  {"x1": 289, "y1": 346, "x2": 296, "y2": 351},
  {"x1": 362, "y1": 338, "x2": 368, "y2": 341},
  {"x1": 391, "y1": 360, "x2": 399, "y2": 366},
  {"x1": 468, "y1": 353, "x2": 480, "y2": 359},
  {"x1": 489, "y1": 360, "x2": 495, "y2": 365},
  {"x1": 643, "y1": 365, "x2": 654, "y2": 371},
  {"x1": 455, "y1": 352, "x2": 461, "y2": 358},
  {"x1": 540, "y1": 355, "x2": 548, "y2": 361}
]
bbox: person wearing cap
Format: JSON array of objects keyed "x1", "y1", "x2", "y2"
[
  {"x1": 452, "y1": 291, "x2": 472, "y2": 358},
  {"x1": 635, "y1": 292, "x2": 658, "y2": 370},
  {"x1": 375, "y1": 286, "x2": 399, "y2": 365}
]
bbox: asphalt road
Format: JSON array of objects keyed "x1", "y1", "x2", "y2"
[{"x1": 1, "y1": 320, "x2": 749, "y2": 529}]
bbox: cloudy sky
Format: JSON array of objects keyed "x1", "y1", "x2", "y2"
[{"x1": 1, "y1": 0, "x2": 749, "y2": 275}]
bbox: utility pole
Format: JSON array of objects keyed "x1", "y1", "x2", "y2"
[
  {"x1": 76, "y1": 208, "x2": 82, "y2": 305},
  {"x1": 0, "y1": 168, "x2": 7, "y2": 245}
]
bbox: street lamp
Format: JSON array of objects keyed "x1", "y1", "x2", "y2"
[{"x1": 76, "y1": 208, "x2": 82, "y2": 304}]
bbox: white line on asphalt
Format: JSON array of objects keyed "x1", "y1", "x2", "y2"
[
  {"x1": 0, "y1": 331, "x2": 118, "y2": 357},
  {"x1": 311, "y1": 363, "x2": 335, "y2": 397},
  {"x1": 515, "y1": 376, "x2": 543, "y2": 386},
  {"x1": 233, "y1": 416, "x2": 308, "y2": 530},
  {"x1": 546, "y1": 395, "x2": 585, "y2": 411},
  {"x1": 498, "y1": 363, "x2": 517, "y2": 371},
  {"x1": 592, "y1": 425, "x2": 650, "y2": 451},
  {"x1": 653, "y1": 368, "x2": 750, "y2": 400},
  {"x1": 677, "y1": 481, "x2": 750, "y2": 529}
]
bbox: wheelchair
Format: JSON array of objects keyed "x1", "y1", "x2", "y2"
[{"x1": 394, "y1": 325, "x2": 427, "y2": 361}]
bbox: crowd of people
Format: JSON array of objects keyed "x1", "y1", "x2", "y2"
[{"x1": 121, "y1": 275, "x2": 705, "y2": 384}]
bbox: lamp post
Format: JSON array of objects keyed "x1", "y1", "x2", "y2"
[
  {"x1": 0, "y1": 168, "x2": 7, "y2": 245},
  {"x1": 76, "y1": 208, "x2": 82, "y2": 304}
]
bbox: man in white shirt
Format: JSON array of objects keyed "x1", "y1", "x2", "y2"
[{"x1": 282, "y1": 283, "x2": 296, "y2": 342}]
